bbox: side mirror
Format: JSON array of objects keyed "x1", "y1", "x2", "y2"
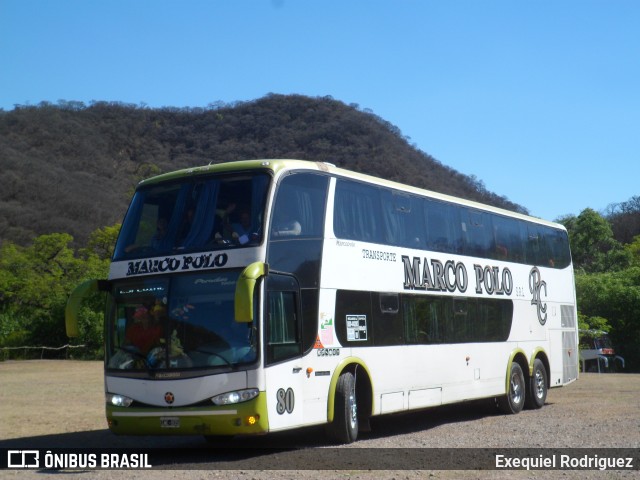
[
  {"x1": 234, "y1": 262, "x2": 268, "y2": 322},
  {"x1": 65, "y1": 279, "x2": 109, "y2": 337}
]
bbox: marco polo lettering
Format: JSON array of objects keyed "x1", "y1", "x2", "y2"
[
  {"x1": 126, "y1": 253, "x2": 228, "y2": 276},
  {"x1": 402, "y1": 255, "x2": 512, "y2": 296},
  {"x1": 402, "y1": 256, "x2": 468, "y2": 293},
  {"x1": 473, "y1": 264, "x2": 513, "y2": 295}
]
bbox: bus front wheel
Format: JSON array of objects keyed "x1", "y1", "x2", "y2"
[
  {"x1": 327, "y1": 371, "x2": 358, "y2": 444},
  {"x1": 499, "y1": 362, "x2": 525, "y2": 414}
]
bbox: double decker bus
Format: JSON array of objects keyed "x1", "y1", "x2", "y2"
[{"x1": 66, "y1": 159, "x2": 578, "y2": 443}]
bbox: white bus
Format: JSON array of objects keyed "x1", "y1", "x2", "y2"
[{"x1": 66, "y1": 159, "x2": 579, "y2": 443}]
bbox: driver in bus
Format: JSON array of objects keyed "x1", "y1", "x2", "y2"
[
  {"x1": 124, "y1": 305, "x2": 164, "y2": 355},
  {"x1": 231, "y1": 210, "x2": 260, "y2": 245}
]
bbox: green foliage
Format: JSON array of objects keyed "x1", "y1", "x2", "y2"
[
  {"x1": 0, "y1": 229, "x2": 110, "y2": 359},
  {"x1": 561, "y1": 208, "x2": 631, "y2": 273},
  {"x1": 577, "y1": 313, "x2": 611, "y2": 333},
  {"x1": 0, "y1": 310, "x2": 30, "y2": 359},
  {"x1": 542, "y1": 206, "x2": 640, "y2": 370},
  {"x1": 83, "y1": 223, "x2": 121, "y2": 261},
  {"x1": 73, "y1": 305, "x2": 105, "y2": 359},
  {"x1": 575, "y1": 268, "x2": 640, "y2": 371},
  {"x1": 625, "y1": 235, "x2": 640, "y2": 267}
]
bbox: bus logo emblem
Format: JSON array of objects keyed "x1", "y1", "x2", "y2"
[
  {"x1": 164, "y1": 392, "x2": 175, "y2": 404},
  {"x1": 529, "y1": 267, "x2": 548, "y2": 325}
]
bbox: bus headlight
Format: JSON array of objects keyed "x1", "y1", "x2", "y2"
[
  {"x1": 211, "y1": 388, "x2": 259, "y2": 406},
  {"x1": 106, "y1": 393, "x2": 134, "y2": 407}
]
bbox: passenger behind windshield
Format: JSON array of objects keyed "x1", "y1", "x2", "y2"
[
  {"x1": 124, "y1": 305, "x2": 164, "y2": 355},
  {"x1": 271, "y1": 205, "x2": 302, "y2": 237}
]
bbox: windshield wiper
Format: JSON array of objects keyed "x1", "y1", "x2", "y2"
[
  {"x1": 192, "y1": 347, "x2": 233, "y2": 367},
  {"x1": 116, "y1": 346, "x2": 159, "y2": 375}
]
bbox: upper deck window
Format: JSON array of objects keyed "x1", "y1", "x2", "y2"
[
  {"x1": 113, "y1": 173, "x2": 270, "y2": 261},
  {"x1": 332, "y1": 177, "x2": 570, "y2": 269}
]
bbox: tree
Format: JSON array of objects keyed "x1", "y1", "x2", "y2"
[
  {"x1": 0, "y1": 231, "x2": 110, "y2": 358},
  {"x1": 83, "y1": 223, "x2": 121, "y2": 261},
  {"x1": 626, "y1": 235, "x2": 640, "y2": 267},
  {"x1": 606, "y1": 195, "x2": 640, "y2": 244},
  {"x1": 578, "y1": 313, "x2": 611, "y2": 333},
  {"x1": 562, "y1": 208, "x2": 631, "y2": 273},
  {"x1": 575, "y1": 268, "x2": 640, "y2": 371}
]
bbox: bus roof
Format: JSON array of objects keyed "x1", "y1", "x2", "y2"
[{"x1": 138, "y1": 159, "x2": 566, "y2": 230}]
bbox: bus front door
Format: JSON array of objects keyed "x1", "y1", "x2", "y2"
[{"x1": 264, "y1": 274, "x2": 305, "y2": 431}]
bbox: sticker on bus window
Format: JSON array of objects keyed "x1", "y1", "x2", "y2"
[{"x1": 346, "y1": 315, "x2": 368, "y2": 341}]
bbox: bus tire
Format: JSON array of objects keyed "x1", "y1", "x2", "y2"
[
  {"x1": 499, "y1": 362, "x2": 525, "y2": 414},
  {"x1": 525, "y1": 359, "x2": 547, "y2": 409},
  {"x1": 327, "y1": 371, "x2": 358, "y2": 444}
]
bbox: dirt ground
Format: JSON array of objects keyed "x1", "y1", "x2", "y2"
[
  {"x1": 1, "y1": 360, "x2": 105, "y2": 439},
  {"x1": 0, "y1": 360, "x2": 638, "y2": 479}
]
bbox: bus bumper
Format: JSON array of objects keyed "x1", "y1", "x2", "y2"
[{"x1": 106, "y1": 392, "x2": 269, "y2": 436}]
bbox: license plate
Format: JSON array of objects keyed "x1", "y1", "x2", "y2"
[{"x1": 160, "y1": 417, "x2": 180, "y2": 428}]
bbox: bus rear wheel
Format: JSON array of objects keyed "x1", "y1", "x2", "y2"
[
  {"x1": 327, "y1": 371, "x2": 358, "y2": 444},
  {"x1": 498, "y1": 362, "x2": 525, "y2": 414},
  {"x1": 525, "y1": 359, "x2": 547, "y2": 409}
]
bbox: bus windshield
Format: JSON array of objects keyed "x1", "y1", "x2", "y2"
[
  {"x1": 113, "y1": 172, "x2": 270, "y2": 260},
  {"x1": 106, "y1": 270, "x2": 257, "y2": 372}
]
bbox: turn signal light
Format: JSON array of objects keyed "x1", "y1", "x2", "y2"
[{"x1": 245, "y1": 414, "x2": 259, "y2": 426}]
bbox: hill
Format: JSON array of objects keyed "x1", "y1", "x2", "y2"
[{"x1": 0, "y1": 94, "x2": 527, "y2": 247}]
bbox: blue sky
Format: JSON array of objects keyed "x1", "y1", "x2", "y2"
[{"x1": 2, "y1": 0, "x2": 638, "y2": 222}]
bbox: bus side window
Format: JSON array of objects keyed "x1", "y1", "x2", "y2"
[
  {"x1": 526, "y1": 225, "x2": 550, "y2": 266},
  {"x1": 271, "y1": 173, "x2": 328, "y2": 239},
  {"x1": 545, "y1": 227, "x2": 571, "y2": 269},
  {"x1": 403, "y1": 297, "x2": 419, "y2": 343},
  {"x1": 466, "y1": 209, "x2": 493, "y2": 257},
  {"x1": 380, "y1": 191, "x2": 422, "y2": 247},
  {"x1": 334, "y1": 179, "x2": 383, "y2": 244},
  {"x1": 403, "y1": 295, "x2": 443, "y2": 344},
  {"x1": 373, "y1": 293, "x2": 402, "y2": 346},
  {"x1": 266, "y1": 290, "x2": 301, "y2": 364},
  {"x1": 491, "y1": 215, "x2": 525, "y2": 262},
  {"x1": 424, "y1": 199, "x2": 463, "y2": 254}
]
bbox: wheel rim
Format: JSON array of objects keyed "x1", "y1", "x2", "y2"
[
  {"x1": 510, "y1": 372, "x2": 523, "y2": 405},
  {"x1": 348, "y1": 388, "x2": 357, "y2": 430},
  {"x1": 534, "y1": 369, "x2": 545, "y2": 399}
]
